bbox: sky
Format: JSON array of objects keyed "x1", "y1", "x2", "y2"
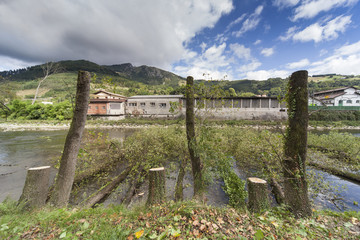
[{"x1": 1, "y1": 0, "x2": 360, "y2": 80}]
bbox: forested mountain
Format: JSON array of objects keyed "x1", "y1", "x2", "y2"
[
  {"x1": 1, "y1": 60, "x2": 360, "y2": 99},
  {"x1": 106, "y1": 63, "x2": 185, "y2": 86},
  {"x1": 0, "y1": 60, "x2": 184, "y2": 86}
]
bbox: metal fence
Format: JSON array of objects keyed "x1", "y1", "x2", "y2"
[{"x1": 308, "y1": 106, "x2": 360, "y2": 111}]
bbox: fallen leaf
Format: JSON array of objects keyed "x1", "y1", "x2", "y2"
[
  {"x1": 212, "y1": 223, "x2": 219, "y2": 230},
  {"x1": 193, "y1": 229, "x2": 200, "y2": 237},
  {"x1": 271, "y1": 221, "x2": 279, "y2": 228},
  {"x1": 135, "y1": 229, "x2": 144, "y2": 239},
  {"x1": 193, "y1": 220, "x2": 200, "y2": 226},
  {"x1": 351, "y1": 217, "x2": 358, "y2": 225},
  {"x1": 115, "y1": 216, "x2": 123, "y2": 225},
  {"x1": 217, "y1": 217, "x2": 225, "y2": 224},
  {"x1": 200, "y1": 219, "x2": 207, "y2": 224},
  {"x1": 200, "y1": 225, "x2": 206, "y2": 231},
  {"x1": 79, "y1": 219, "x2": 86, "y2": 223}
]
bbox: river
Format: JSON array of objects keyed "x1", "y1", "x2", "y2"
[
  {"x1": 0, "y1": 128, "x2": 359, "y2": 211},
  {"x1": 0, "y1": 128, "x2": 135, "y2": 202}
]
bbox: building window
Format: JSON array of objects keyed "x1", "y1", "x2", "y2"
[
  {"x1": 129, "y1": 103, "x2": 137, "y2": 107},
  {"x1": 150, "y1": 102, "x2": 156, "y2": 107},
  {"x1": 95, "y1": 106, "x2": 99, "y2": 110},
  {"x1": 356, "y1": 100, "x2": 360, "y2": 103},
  {"x1": 346, "y1": 100, "x2": 352, "y2": 104},
  {"x1": 159, "y1": 103, "x2": 166, "y2": 108},
  {"x1": 140, "y1": 102, "x2": 146, "y2": 107},
  {"x1": 110, "y1": 103, "x2": 121, "y2": 109},
  {"x1": 88, "y1": 106, "x2": 91, "y2": 109},
  {"x1": 102, "y1": 106, "x2": 106, "y2": 109}
]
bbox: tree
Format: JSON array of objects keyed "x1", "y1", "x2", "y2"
[
  {"x1": 49, "y1": 71, "x2": 90, "y2": 207},
  {"x1": 32, "y1": 62, "x2": 61, "y2": 105},
  {"x1": 283, "y1": 70, "x2": 312, "y2": 218},
  {"x1": 229, "y1": 88, "x2": 237, "y2": 96},
  {"x1": 185, "y1": 76, "x2": 204, "y2": 199}
]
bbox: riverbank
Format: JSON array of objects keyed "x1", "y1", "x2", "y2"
[
  {"x1": 2, "y1": 119, "x2": 360, "y2": 131},
  {"x1": 0, "y1": 199, "x2": 359, "y2": 239}
]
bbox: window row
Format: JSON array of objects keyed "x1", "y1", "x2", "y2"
[
  {"x1": 339, "y1": 100, "x2": 360, "y2": 104},
  {"x1": 128, "y1": 102, "x2": 167, "y2": 108},
  {"x1": 88, "y1": 106, "x2": 106, "y2": 110}
]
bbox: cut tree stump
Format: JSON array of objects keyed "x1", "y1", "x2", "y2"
[
  {"x1": 147, "y1": 167, "x2": 165, "y2": 205},
  {"x1": 19, "y1": 166, "x2": 51, "y2": 208},
  {"x1": 247, "y1": 177, "x2": 270, "y2": 213}
]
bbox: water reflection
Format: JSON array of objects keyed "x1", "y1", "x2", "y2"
[{"x1": 0, "y1": 128, "x2": 136, "y2": 202}]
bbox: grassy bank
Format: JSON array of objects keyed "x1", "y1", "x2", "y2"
[
  {"x1": 0, "y1": 199, "x2": 359, "y2": 239},
  {"x1": 0, "y1": 118, "x2": 360, "y2": 129}
]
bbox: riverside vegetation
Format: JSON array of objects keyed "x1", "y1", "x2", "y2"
[{"x1": 1, "y1": 126, "x2": 360, "y2": 239}]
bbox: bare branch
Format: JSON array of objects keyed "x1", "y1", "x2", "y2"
[{"x1": 32, "y1": 62, "x2": 62, "y2": 105}]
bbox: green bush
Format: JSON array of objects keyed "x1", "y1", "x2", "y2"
[
  {"x1": 2, "y1": 100, "x2": 73, "y2": 120},
  {"x1": 309, "y1": 110, "x2": 360, "y2": 121}
]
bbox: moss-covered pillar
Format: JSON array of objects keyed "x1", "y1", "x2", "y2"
[
  {"x1": 147, "y1": 167, "x2": 165, "y2": 205},
  {"x1": 19, "y1": 166, "x2": 51, "y2": 208},
  {"x1": 247, "y1": 177, "x2": 270, "y2": 213},
  {"x1": 283, "y1": 70, "x2": 312, "y2": 218}
]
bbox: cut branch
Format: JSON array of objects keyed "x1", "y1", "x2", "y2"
[{"x1": 82, "y1": 166, "x2": 131, "y2": 208}]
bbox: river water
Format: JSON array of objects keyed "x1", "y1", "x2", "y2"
[
  {"x1": 0, "y1": 128, "x2": 135, "y2": 202},
  {"x1": 0, "y1": 128, "x2": 359, "y2": 211}
]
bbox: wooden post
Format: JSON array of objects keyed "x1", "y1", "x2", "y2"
[
  {"x1": 283, "y1": 70, "x2": 312, "y2": 218},
  {"x1": 247, "y1": 177, "x2": 270, "y2": 213},
  {"x1": 19, "y1": 166, "x2": 51, "y2": 208},
  {"x1": 147, "y1": 167, "x2": 165, "y2": 205}
]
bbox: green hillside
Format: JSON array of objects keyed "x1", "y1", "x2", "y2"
[
  {"x1": 1, "y1": 60, "x2": 360, "y2": 104},
  {"x1": 0, "y1": 60, "x2": 185, "y2": 87},
  {"x1": 106, "y1": 63, "x2": 185, "y2": 86}
]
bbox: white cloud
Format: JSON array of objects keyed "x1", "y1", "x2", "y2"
[
  {"x1": 239, "y1": 60, "x2": 262, "y2": 72},
  {"x1": 225, "y1": 13, "x2": 246, "y2": 32},
  {"x1": 286, "y1": 58, "x2": 310, "y2": 69},
  {"x1": 174, "y1": 43, "x2": 232, "y2": 79},
  {"x1": 173, "y1": 42, "x2": 263, "y2": 80},
  {"x1": 200, "y1": 42, "x2": 207, "y2": 52},
  {"x1": 261, "y1": 48, "x2": 275, "y2": 57},
  {"x1": 230, "y1": 43, "x2": 252, "y2": 60},
  {"x1": 246, "y1": 70, "x2": 289, "y2": 80},
  {"x1": 319, "y1": 49, "x2": 328, "y2": 56},
  {"x1": 335, "y1": 40, "x2": 360, "y2": 55},
  {"x1": 273, "y1": 0, "x2": 300, "y2": 8},
  {"x1": 0, "y1": 55, "x2": 39, "y2": 71},
  {"x1": 292, "y1": 0, "x2": 358, "y2": 21},
  {"x1": 0, "y1": 0, "x2": 233, "y2": 70},
  {"x1": 254, "y1": 40, "x2": 262, "y2": 45},
  {"x1": 233, "y1": 5, "x2": 264, "y2": 37},
  {"x1": 309, "y1": 40, "x2": 360, "y2": 75},
  {"x1": 280, "y1": 15, "x2": 352, "y2": 42}
]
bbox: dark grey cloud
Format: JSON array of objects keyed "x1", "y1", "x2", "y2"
[{"x1": 0, "y1": 0, "x2": 233, "y2": 70}]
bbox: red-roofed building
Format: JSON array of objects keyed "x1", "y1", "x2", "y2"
[
  {"x1": 310, "y1": 87, "x2": 360, "y2": 106},
  {"x1": 87, "y1": 90, "x2": 127, "y2": 117}
]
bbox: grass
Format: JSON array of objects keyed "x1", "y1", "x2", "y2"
[
  {"x1": 2, "y1": 118, "x2": 360, "y2": 129},
  {"x1": 0, "y1": 199, "x2": 359, "y2": 239}
]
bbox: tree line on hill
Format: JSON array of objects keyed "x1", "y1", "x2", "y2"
[{"x1": 1, "y1": 60, "x2": 360, "y2": 104}]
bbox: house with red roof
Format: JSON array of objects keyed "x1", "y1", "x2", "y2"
[{"x1": 87, "y1": 90, "x2": 127, "y2": 117}]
